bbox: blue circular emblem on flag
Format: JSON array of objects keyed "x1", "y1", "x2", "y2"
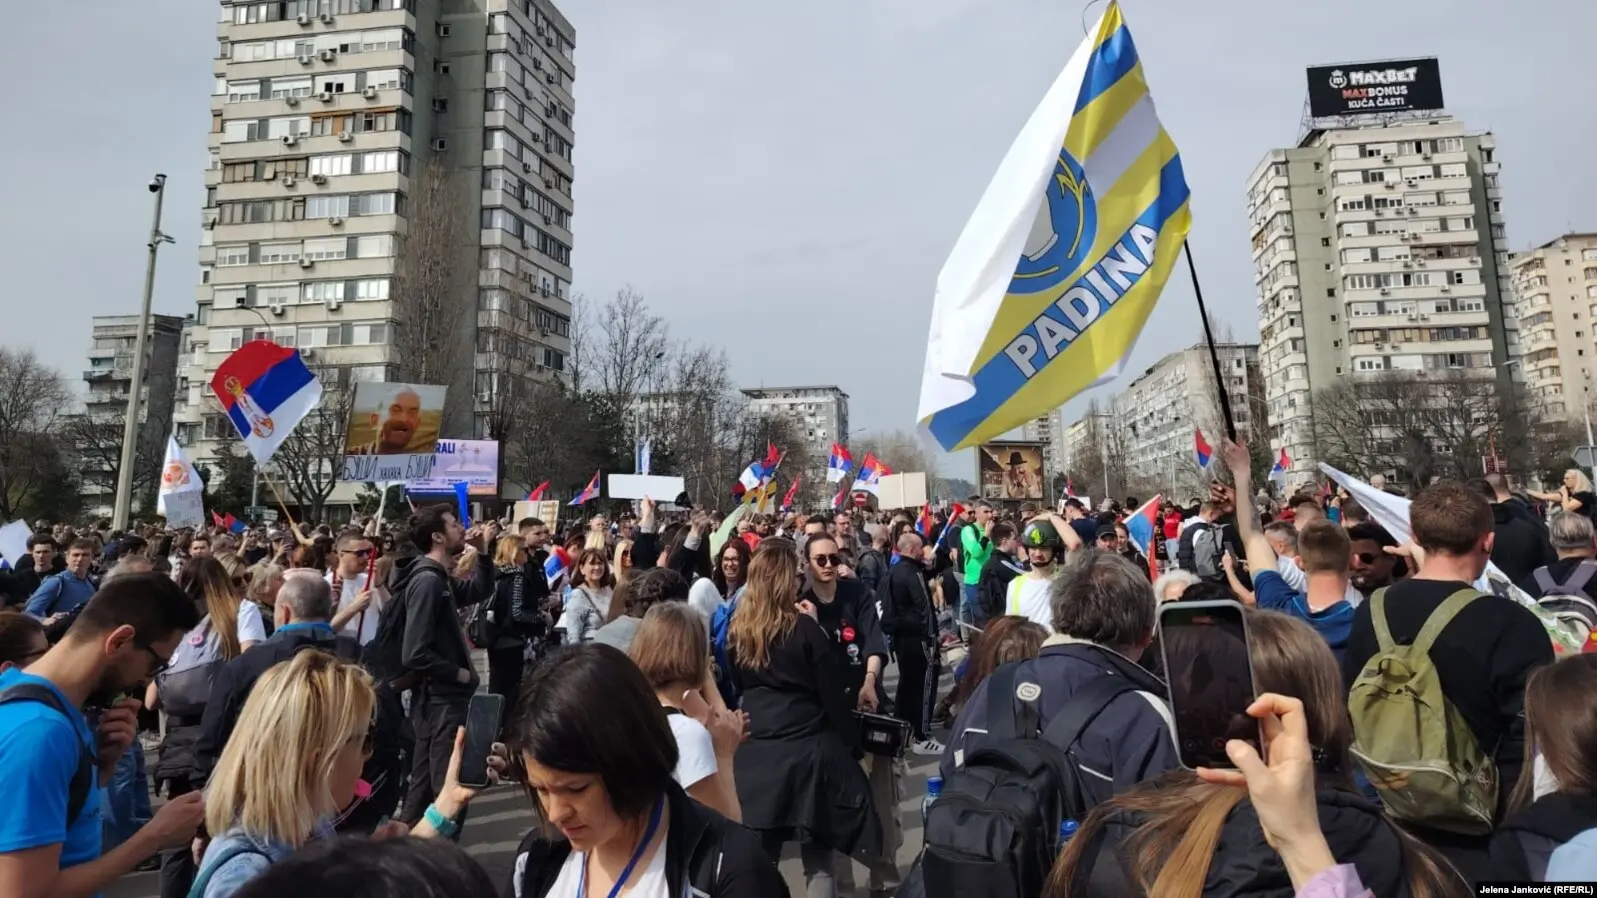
[{"x1": 1010, "y1": 151, "x2": 1096, "y2": 295}]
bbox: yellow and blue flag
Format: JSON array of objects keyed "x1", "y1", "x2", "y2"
[{"x1": 917, "y1": 1, "x2": 1191, "y2": 451}]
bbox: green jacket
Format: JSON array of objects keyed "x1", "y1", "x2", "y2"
[{"x1": 959, "y1": 523, "x2": 992, "y2": 585}]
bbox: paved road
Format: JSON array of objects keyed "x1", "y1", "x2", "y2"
[{"x1": 107, "y1": 650, "x2": 957, "y2": 898}]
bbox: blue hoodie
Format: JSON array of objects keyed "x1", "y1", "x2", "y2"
[
  {"x1": 24, "y1": 570, "x2": 96, "y2": 618},
  {"x1": 1548, "y1": 828, "x2": 1597, "y2": 881}
]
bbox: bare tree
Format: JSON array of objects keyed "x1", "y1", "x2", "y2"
[
  {"x1": 0, "y1": 349, "x2": 72, "y2": 520},
  {"x1": 60, "y1": 410, "x2": 164, "y2": 512},
  {"x1": 585, "y1": 286, "x2": 668, "y2": 410},
  {"x1": 852, "y1": 429, "x2": 944, "y2": 507},
  {"x1": 390, "y1": 157, "x2": 471, "y2": 431},
  {"x1": 266, "y1": 374, "x2": 354, "y2": 522}
]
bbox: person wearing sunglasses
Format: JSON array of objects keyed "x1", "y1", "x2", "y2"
[{"x1": 328, "y1": 533, "x2": 385, "y2": 647}]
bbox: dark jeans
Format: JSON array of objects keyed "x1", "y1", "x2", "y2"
[
  {"x1": 487, "y1": 645, "x2": 526, "y2": 724},
  {"x1": 400, "y1": 691, "x2": 470, "y2": 836},
  {"x1": 157, "y1": 777, "x2": 196, "y2": 898},
  {"x1": 894, "y1": 637, "x2": 936, "y2": 741}
]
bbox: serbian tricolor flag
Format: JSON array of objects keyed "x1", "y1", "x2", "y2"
[
  {"x1": 1269, "y1": 448, "x2": 1291, "y2": 488},
  {"x1": 211, "y1": 340, "x2": 323, "y2": 466},
  {"x1": 832, "y1": 482, "x2": 849, "y2": 510},
  {"x1": 1123, "y1": 495, "x2": 1162, "y2": 580},
  {"x1": 569, "y1": 470, "x2": 600, "y2": 506},
  {"x1": 543, "y1": 546, "x2": 573, "y2": 587},
  {"x1": 826, "y1": 443, "x2": 853, "y2": 483},
  {"x1": 854, "y1": 453, "x2": 889, "y2": 495},
  {"x1": 934, "y1": 503, "x2": 966, "y2": 549},
  {"x1": 915, "y1": 504, "x2": 935, "y2": 538},
  {"x1": 527, "y1": 481, "x2": 550, "y2": 502},
  {"x1": 211, "y1": 510, "x2": 226, "y2": 529},
  {"x1": 1193, "y1": 428, "x2": 1214, "y2": 472},
  {"x1": 780, "y1": 475, "x2": 802, "y2": 513}
]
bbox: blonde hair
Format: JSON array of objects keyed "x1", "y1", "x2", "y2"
[
  {"x1": 493, "y1": 535, "x2": 525, "y2": 567},
  {"x1": 247, "y1": 562, "x2": 285, "y2": 606},
  {"x1": 204, "y1": 651, "x2": 374, "y2": 846},
  {"x1": 584, "y1": 531, "x2": 608, "y2": 552},
  {"x1": 727, "y1": 539, "x2": 799, "y2": 671},
  {"x1": 216, "y1": 552, "x2": 249, "y2": 587},
  {"x1": 1567, "y1": 469, "x2": 1595, "y2": 495}
]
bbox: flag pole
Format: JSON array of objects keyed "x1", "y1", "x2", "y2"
[
  {"x1": 1184, "y1": 240, "x2": 1238, "y2": 442},
  {"x1": 260, "y1": 474, "x2": 301, "y2": 535}
]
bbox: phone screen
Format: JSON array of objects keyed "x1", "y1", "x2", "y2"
[
  {"x1": 458, "y1": 693, "x2": 505, "y2": 788},
  {"x1": 1158, "y1": 601, "x2": 1259, "y2": 769}
]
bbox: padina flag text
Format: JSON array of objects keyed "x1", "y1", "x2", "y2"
[
  {"x1": 211, "y1": 340, "x2": 324, "y2": 466},
  {"x1": 157, "y1": 436, "x2": 205, "y2": 529},
  {"x1": 1123, "y1": 494, "x2": 1162, "y2": 580},
  {"x1": 916, "y1": 0, "x2": 1191, "y2": 452},
  {"x1": 569, "y1": 470, "x2": 601, "y2": 506},
  {"x1": 1193, "y1": 427, "x2": 1214, "y2": 471},
  {"x1": 826, "y1": 443, "x2": 854, "y2": 483}
]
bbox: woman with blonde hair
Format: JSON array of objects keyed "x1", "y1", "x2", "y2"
[
  {"x1": 1045, "y1": 608, "x2": 1465, "y2": 898},
  {"x1": 1531, "y1": 469, "x2": 1597, "y2": 519},
  {"x1": 245, "y1": 562, "x2": 286, "y2": 639},
  {"x1": 728, "y1": 538, "x2": 878, "y2": 898},
  {"x1": 192, "y1": 651, "x2": 495, "y2": 896}
]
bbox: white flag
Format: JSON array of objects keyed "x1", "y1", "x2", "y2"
[{"x1": 157, "y1": 436, "x2": 206, "y2": 528}]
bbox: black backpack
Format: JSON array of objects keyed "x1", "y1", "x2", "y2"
[
  {"x1": 916, "y1": 663, "x2": 1139, "y2": 898},
  {"x1": 0, "y1": 683, "x2": 95, "y2": 827},
  {"x1": 364, "y1": 571, "x2": 422, "y2": 692}
]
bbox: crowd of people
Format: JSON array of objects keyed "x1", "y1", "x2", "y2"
[{"x1": 0, "y1": 439, "x2": 1595, "y2": 898}]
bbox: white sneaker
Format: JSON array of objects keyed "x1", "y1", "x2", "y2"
[{"x1": 912, "y1": 737, "x2": 945, "y2": 756}]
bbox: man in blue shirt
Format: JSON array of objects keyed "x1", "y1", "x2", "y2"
[
  {"x1": 1221, "y1": 440, "x2": 1356, "y2": 659},
  {"x1": 0, "y1": 572, "x2": 205, "y2": 898},
  {"x1": 24, "y1": 539, "x2": 98, "y2": 621}
]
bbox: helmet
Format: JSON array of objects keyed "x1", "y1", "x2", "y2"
[{"x1": 1021, "y1": 520, "x2": 1063, "y2": 552}]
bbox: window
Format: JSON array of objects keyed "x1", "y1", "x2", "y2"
[
  {"x1": 310, "y1": 154, "x2": 353, "y2": 177},
  {"x1": 304, "y1": 281, "x2": 343, "y2": 304},
  {"x1": 1434, "y1": 137, "x2": 1463, "y2": 152},
  {"x1": 364, "y1": 69, "x2": 406, "y2": 91},
  {"x1": 308, "y1": 194, "x2": 350, "y2": 219},
  {"x1": 303, "y1": 237, "x2": 348, "y2": 261},
  {"x1": 258, "y1": 283, "x2": 298, "y2": 308},
  {"x1": 269, "y1": 77, "x2": 313, "y2": 99},
  {"x1": 259, "y1": 242, "x2": 301, "y2": 264},
  {"x1": 432, "y1": 98, "x2": 449, "y2": 113},
  {"x1": 355, "y1": 234, "x2": 394, "y2": 258},
  {"x1": 355, "y1": 279, "x2": 390, "y2": 300},
  {"x1": 227, "y1": 81, "x2": 262, "y2": 103},
  {"x1": 216, "y1": 198, "x2": 306, "y2": 224},
  {"x1": 216, "y1": 245, "x2": 251, "y2": 267}
]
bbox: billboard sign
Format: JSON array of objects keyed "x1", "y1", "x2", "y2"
[
  {"x1": 406, "y1": 439, "x2": 500, "y2": 497},
  {"x1": 1306, "y1": 58, "x2": 1443, "y2": 117},
  {"x1": 978, "y1": 442, "x2": 1045, "y2": 501},
  {"x1": 341, "y1": 382, "x2": 447, "y2": 481}
]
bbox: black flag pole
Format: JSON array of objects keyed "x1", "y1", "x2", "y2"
[{"x1": 1184, "y1": 239, "x2": 1238, "y2": 443}]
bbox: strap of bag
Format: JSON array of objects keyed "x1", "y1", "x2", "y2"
[
  {"x1": 188, "y1": 844, "x2": 274, "y2": 898},
  {"x1": 1563, "y1": 559, "x2": 1597, "y2": 594},
  {"x1": 1039, "y1": 675, "x2": 1141, "y2": 753},
  {"x1": 1410, "y1": 589, "x2": 1481, "y2": 657},
  {"x1": 0, "y1": 683, "x2": 93, "y2": 826},
  {"x1": 986, "y1": 662, "x2": 1024, "y2": 741},
  {"x1": 1533, "y1": 567, "x2": 1558, "y2": 595},
  {"x1": 1369, "y1": 588, "x2": 1394, "y2": 651}
]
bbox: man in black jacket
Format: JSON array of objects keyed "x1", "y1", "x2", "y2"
[
  {"x1": 881, "y1": 531, "x2": 941, "y2": 755},
  {"x1": 393, "y1": 505, "x2": 494, "y2": 830},
  {"x1": 975, "y1": 522, "x2": 1024, "y2": 624},
  {"x1": 1482, "y1": 474, "x2": 1555, "y2": 585}
]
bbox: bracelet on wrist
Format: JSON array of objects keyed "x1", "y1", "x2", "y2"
[{"x1": 423, "y1": 803, "x2": 459, "y2": 838}]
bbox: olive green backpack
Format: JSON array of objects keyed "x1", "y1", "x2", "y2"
[{"x1": 1347, "y1": 588, "x2": 1497, "y2": 836}]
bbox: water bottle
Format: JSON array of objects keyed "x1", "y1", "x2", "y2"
[
  {"x1": 922, "y1": 776, "x2": 944, "y2": 828},
  {"x1": 1058, "y1": 819, "x2": 1079, "y2": 847}
]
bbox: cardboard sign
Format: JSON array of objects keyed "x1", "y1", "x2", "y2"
[
  {"x1": 877, "y1": 472, "x2": 928, "y2": 510},
  {"x1": 607, "y1": 474, "x2": 686, "y2": 502}
]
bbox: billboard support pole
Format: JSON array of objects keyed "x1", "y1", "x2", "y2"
[{"x1": 1184, "y1": 240, "x2": 1238, "y2": 443}]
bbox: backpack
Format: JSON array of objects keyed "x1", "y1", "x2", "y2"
[
  {"x1": 1347, "y1": 588, "x2": 1497, "y2": 836},
  {"x1": 0, "y1": 683, "x2": 94, "y2": 827},
  {"x1": 917, "y1": 663, "x2": 1139, "y2": 898},
  {"x1": 1531, "y1": 560, "x2": 1597, "y2": 644},
  {"x1": 187, "y1": 843, "x2": 272, "y2": 898},
  {"x1": 364, "y1": 570, "x2": 422, "y2": 692},
  {"x1": 709, "y1": 587, "x2": 743, "y2": 708},
  {"x1": 1190, "y1": 524, "x2": 1224, "y2": 580}
]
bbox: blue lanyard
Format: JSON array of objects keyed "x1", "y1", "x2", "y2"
[
  {"x1": 276, "y1": 622, "x2": 334, "y2": 636},
  {"x1": 576, "y1": 797, "x2": 663, "y2": 898}
]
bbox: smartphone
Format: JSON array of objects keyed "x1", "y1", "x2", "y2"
[
  {"x1": 458, "y1": 693, "x2": 505, "y2": 788},
  {"x1": 1157, "y1": 600, "x2": 1260, "y2": 770}
]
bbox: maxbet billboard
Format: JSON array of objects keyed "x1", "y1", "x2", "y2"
[{"x1": 1306, "y1": 58, "x2": 1444, "y2": 117}]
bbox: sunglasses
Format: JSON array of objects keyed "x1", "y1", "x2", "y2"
[
  {"x1": 342, "y1": 548, "x2": 374, "y2": 558},
  {"x1": 1354, "y1": 552, "x2": 1381, "y2": 565},
  {"x1": 811, "y1": 553, "x2": 842, "y2": 568}
]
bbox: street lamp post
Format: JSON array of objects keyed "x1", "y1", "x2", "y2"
[{"x1": 112, "y1": 174, "x2": 176, "y2": 530}]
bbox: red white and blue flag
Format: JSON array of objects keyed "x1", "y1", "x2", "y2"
[
  {"x1": 915, "y1": 504, "x2": 934, "y2": 538},
  {"x1": 733, "y1": 444, "x2": 784, "y2": 500},
  {"x1": 527, "y1": 481, "x2": 550, "y2": 502},
  {"x1": 853, "y1": 453, "x2": 890, "y2": 495},
  {"x1": 826, "y1": 443, "x2": 853, "y2": 483},
  {"x1": 1193, "y1": 428, "x2": 1214, "y2": 472},
  {"x1": 543, "y1": 546, "x2": 573, "y2": 587},
  {"x1": 569, "y1": 470, "x2": 601, "y2": 506},
  {"x1": 210, "y1": 341, "x2": 323, "y2": 466},
  {"x1": 1123, "y1": 495, "x2": 1162, "y2": 580},
  {"x1": 780, "y1": 475, "x2": 802, "y2": 513},
  {"x1": 1269, "y1": 448, "x2": 1291, "y2": 487}
]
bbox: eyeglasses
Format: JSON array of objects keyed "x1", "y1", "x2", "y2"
[
  {"x1": 811, "y1": 553, "x2": 842, "y2": 568},
  {"x1": 141, "y1": 645, "x2": 170, "y2": 679},
  {"x1": 342, "y1": 548, "x2": 373, "y2": 559}
]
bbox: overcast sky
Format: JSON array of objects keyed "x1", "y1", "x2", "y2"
[{"x1": 2, "y1": 0, "x2": 1592, "y2": 479}]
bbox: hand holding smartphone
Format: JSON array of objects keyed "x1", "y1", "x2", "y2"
[
  {"x1": 457, "y1": 693, "x2": 505, "y2": 788},
  {"x1": 1157, "y1": 600, "x2": 1260, "y2": 770}
]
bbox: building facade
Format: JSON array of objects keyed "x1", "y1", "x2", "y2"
[
  {"x1": 1059, "y1": 411, "x2": 1109, "y2": 489},
  {"x1": 740, "y1": 386, "x2": 850, "y2": 462},
  {"x1": 1019, "y1": 412, "x2": 1067, "y2": 483},
  {"x1": 175, "y1": 0, "x2": 576, "y2": 514},
  {"x1": 1509, "y1": 233, "x2": 1597, "y2": 426},
  {"x1": 1247, "y1": 115, "x2": 1515, "y2": 482},
  {"x1": 80, "y1": 314, "x2": 188, "y2": 518},
  {"x1": 1111, "y1": 342, "x2": 1262, "y2": 495}
]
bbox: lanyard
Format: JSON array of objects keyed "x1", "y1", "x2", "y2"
[
  {"x1": 276, "y1": 622, "x2": 334, "y2": 636},
  {"x1": 576, "y1": 797, "x2": 663, "y2": 898}
]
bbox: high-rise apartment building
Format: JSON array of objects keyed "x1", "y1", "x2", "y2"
[
  {"x1": 1112, "y1": 342, "x2": 1263, "y2": 494},
  {"x1": 741, "y1": 386, "x2": 850, "y2": 461},
  {"x1": 175, "y1": 0, "x2": 576, "y2": 515},
  {"x1": 1059, "y1": 411, "x2": 1109, "y2": 488},
  {"x1": 79, "y1": 314, "x2": 188, "y2": 517},
  {"x1": 1248, "y1": 113, "x2": 1514, "y2": 483},
  {"x1": 1019, "y1": 412, "x2": 1066, "y2": 481},
  {"x1": 1509, "y1": 233, "x2": 1597, "y2": 426}
]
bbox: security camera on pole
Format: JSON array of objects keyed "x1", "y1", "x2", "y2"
[{"x1": 111, "y1": 174, "x2": 177, "y2": 530}]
